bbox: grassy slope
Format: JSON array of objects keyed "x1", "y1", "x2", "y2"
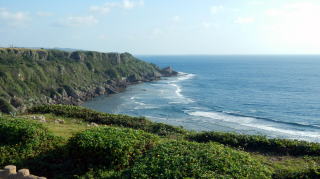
[{"x1": 1, "y1": 105, "x2": 318, "y2": 178}]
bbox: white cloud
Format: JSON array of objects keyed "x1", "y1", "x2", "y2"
[
  {"x1": 264, "y1": 2, "x2": 320, "y2": 46},
  {"x1": 90, "y1": 0, "x2": 144, "y2": 14},
  {"x1": 152, "y1": 28, "x2": 162, "y2": 36},
  {"x1": 89, "y1": 5, "x2": 112, "y2": 15},
  {"x1": 123, "y1": 0, "x2": 135, "y2": 9},
  {"x1": 202, "y1": 21, "x2": 211, "y2": 28},
  {"x1": 99, "y1": 34, "x2": 107, "y2": 40},
  {"x1": 249, "y1": 1, "x2": 265, "y2": 6},
  {"x1": 0, "y1": 8, "x2": 30, "y2": 26},
  {"x1": 234, "y1": 17, "x2": 255, "y2": 24},
  {"x1": 266, "y1": 2, "x2": 318, "y2": 17},
  {"x1": 210, "y1": 5, "x2": 224, "y2": 14},
  {"x1": 36, "y1": 11, "x2": 53, "y2": 17},
  {"x1": 172, "y1": 16, "x2": 181, "y2": 22},
  {"x1": 138, "y1": 0, "x2": 144, "y2": 6},
  {"x1": 60, "y1": 16, "x2": 99, "y2": 27}
]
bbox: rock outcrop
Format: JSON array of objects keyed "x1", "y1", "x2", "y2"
[{"x1": 161, "y1": 66, "x2": 178, "y2": 77}]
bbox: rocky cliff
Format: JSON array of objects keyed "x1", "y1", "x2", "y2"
[{"x1": 0, "y1": 48, "x2": 177, "y2": 113}]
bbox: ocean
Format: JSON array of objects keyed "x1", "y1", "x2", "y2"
[{"x1": 83, "y1": 55, "x2": 320, "y2": 142}]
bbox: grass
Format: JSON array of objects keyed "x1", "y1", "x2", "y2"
[
  {"x1": 251, "y1": 153, "x2": 320, "y2": 177},
  {"x1": 0, "y1": 105, "x2": 319, "y2": 178},
  {"x1": 21, "y1": 114, "x2": 92, "y2": 139}
]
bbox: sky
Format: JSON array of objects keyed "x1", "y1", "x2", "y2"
[{"x1": 0, "y1": 0, "x2": 320, "y2": 55}]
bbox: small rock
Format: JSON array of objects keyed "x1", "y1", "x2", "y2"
[
  {"x1": 58, "y1": 119, "x2": 65, "y2": 124},
  {"x1": 90, "y1": 122, "x2": 98, "y2": 127},
  {"x1": 54, "y1": 119, "x2": 65, "y2": 124},
  {"x1": 39, "y1": 119, "x2": 46, "y2": 123},
  {"x1": 38, "y1": 116, "x2": 46, "y2": 120}
]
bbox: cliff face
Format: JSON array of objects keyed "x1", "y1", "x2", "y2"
[{"x1": 0, "y1": 48, "x2": 177, "y2": 113}]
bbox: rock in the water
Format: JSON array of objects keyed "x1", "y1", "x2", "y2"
[{"x1": 161, "y1": 66, "x2": 178, "y2": 77}]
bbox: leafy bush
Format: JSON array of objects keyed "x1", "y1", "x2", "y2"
[
  {"x1": 76, "y1": 168, "x2": 123, "y2": 179},
  {"x1": 187, "y1": 131, "x2": 320, "y2": 156},
  {"x1": 147, "y1": 123, "x2": 186, "y2": 137},
  {"x1": 0, "y1": 117, "x2": 62, "y2": 166},
  {"x1": 126, "y1": 140, "x2": 272, "y2": 178},
  {"x1": 68, "y1": 126, "x2": 158, "y2": 170}
]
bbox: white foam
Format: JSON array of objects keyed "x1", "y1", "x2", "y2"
[
  {"x1": 170, "y1": 84, "x2": 183, "y2": 98},
  {"x1": 134, "y1": 101, "x2": 145, "y2": 106},
  {"x1": 167, "y1": 72, "x2": 195, "y2": 83},
  {"x1": 188, "y1": 110, "x2": 320, "y2": 141},
  {"x1": 245, "y1": 124, "x2": 320, "y2": 139},
  {"x1": 168, "y1": 102, "x2": 183, "y2": 104},
  {"x1": 188, "y1": 111, "x2": 254, "y2": 124},
  {"x1": 176, "y1": 72, "x2": 196, "y2": 81},
  {"x1": 134, "y1": 105, "x2": 158, "y2": 110},
  {"x1": 169, "y1": 83, "x2": 194, "y2": 103}
]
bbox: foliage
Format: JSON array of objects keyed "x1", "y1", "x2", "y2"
[
  {"x1": 126, "y1": 140, "x2": 272, "y2": 179},
  {"x1": 0, "y1": 117, "x2": 62, "y2": 167},
  {"x1": 187, "y1": 131, "x2": 320, "y2": 156},
  {"x1": 147, "y1": 122, "x2": 187, "y2": 137},
  {"x1": 76, "y1": 168, "x2": 123, "y2": 179},
  {"x1": 68, "y1": 126, "x2": 159, "y2": 170}
]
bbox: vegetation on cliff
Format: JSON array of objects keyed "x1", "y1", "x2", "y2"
[
  {"x1": 0, "y1": 48, "x2": 172, "y2": 113},
  {"x1": 0, "y1": 105, "x2": 319, "y2": 179}
]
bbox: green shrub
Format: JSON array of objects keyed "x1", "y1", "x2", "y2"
[
  {"x1": 0, "y1": 117, "x2": 62, "y2": 166},
  {"x1": 68, "y1": 126, "x2": 158, "y2": 170},
  {"x1": 187, "y1": 132, "x2": 320, "y2": 156},
  {"x1": 76, "y1": 168, "x2": 123, "y2": 179},
  {"x1": 126, "y1": 140, "x2": 272, "y2": 179},
  {"x1": 0, "y1": 97, "x2": 15, "y2": 113},
  {"x1": 147, "y1": 123, "x2": 187, "y2": 136}
]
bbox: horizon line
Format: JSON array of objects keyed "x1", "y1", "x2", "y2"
[{"x1": 135, "y1": 54, "x2": 320, "y2": 56}]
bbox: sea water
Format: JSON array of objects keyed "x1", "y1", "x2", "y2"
[{"x1": 83, "y1": 55, "x2": 320, "y2": 142}]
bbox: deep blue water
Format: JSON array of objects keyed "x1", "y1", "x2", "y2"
[{"x1": 83, "y1": 55, "x2": 320, "y2": 142}]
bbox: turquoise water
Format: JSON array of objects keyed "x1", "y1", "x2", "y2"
[{"x1": 83, "y1": 55, "x2": 320, "y2": 142}]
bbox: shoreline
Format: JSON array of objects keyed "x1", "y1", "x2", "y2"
[{"x1": 82, "y1": 71, "x2": 320, "y2": 143}]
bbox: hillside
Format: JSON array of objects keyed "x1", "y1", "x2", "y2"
[{"x1": 0, "y1": 48, "x2": 176, "y2": 113}]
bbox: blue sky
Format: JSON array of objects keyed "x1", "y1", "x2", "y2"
[{"x1": 0, "y1": 0, "x2": 319, "y2": 55}]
